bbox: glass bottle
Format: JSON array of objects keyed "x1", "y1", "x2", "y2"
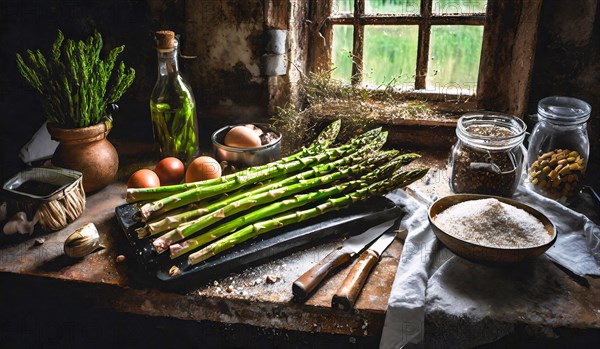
[
  {"x1": 449, "y1": 112, "x2": 527, "y2": 197},
  {"x1": 526, "y1": 96, "x2": 591, "y2": 202},
  {"x1": 150, "y1": 30, "x2": 200, "y2": 163}
]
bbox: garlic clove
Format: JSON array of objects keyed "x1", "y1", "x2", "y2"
[
  {"x1": 64, "y1": 223, "x2": 101, "y2": 258},
  {"x1": 3, "y1": 220, "x2": 19, "y2": 235},
  {"x1": 17, "y1": 222, "x2": 35, "y2": 235},
  {"x1": 3, "y1": 211, "x2": 36, "y2": 235},
  {"x1": 12, "y1": 212, "x2": 27, "y2": 221}
]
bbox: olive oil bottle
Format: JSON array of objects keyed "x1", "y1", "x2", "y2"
[{"x1": 150, "y1": 30, "x2": 199, "y2": 162}]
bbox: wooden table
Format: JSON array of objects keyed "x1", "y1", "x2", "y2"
[{"x1": 1, "y1": 150, "x2": 599, "y2": 348}]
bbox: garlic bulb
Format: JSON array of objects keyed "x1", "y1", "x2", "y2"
[
  {"x1": 64, "y1": 223, "x2": 101, "y2": 258},
  {"x1": 3, "y1": 211, "x2": 38, "y2": 235}
]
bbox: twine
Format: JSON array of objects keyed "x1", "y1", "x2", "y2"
[{"x1": 37, "y1": 180, "x2": 86, "y2": 231}]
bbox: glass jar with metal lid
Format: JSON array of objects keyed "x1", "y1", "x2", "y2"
[
  {"x1": 449, "y1": 112, "x2": 527, "y2": 197},
  {"x1": 527, "y1": 96, "x2": 591, "y2": 201}
]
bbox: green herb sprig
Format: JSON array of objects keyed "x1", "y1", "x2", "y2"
[{"x1": 16, "y1": 30, "x2": 135, "y2": 128}]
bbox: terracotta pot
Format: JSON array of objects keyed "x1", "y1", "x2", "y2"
[{"x1": 47, "y1": 122, "x2": 118, "y2": 193}]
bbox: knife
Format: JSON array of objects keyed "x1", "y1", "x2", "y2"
[
  {"x1": 331, "y1": 230, "x2": 397, "y2": 311},
  {"x1": 292, "y1": 218, "x2": 398, "y2": 300}
]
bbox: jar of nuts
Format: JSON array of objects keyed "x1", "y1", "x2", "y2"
[
  {"x1": 527, "y1": 96, "x2": 591, "y2": 202},
  {"x1": 450, "y1": 113, "x2": 527, "y2": 197}
]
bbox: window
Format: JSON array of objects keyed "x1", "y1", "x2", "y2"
[
  {"x1": 328, "y1": 0, "x2": 486, "y2": 95},
  {"x1": 307, "y1": 1, "x2": 542, "y2": 119}
]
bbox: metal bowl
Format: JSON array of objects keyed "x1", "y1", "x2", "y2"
[
  {"x1": 428, "y1": 194, "x2": 556, "y2": 264},
  {"x1": 212, "y1": 123, "x2": 282, "y2": 169}
]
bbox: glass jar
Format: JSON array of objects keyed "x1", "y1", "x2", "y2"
[
  {"x1": 526, "y1": 96, "x2": 591, "y2": 201},
  {"x1": 150, "y1": 31, "x2": 200, "y2": 163},
  {"x1": 449, "y1": 112, "x2": 527, "y2": 197}
]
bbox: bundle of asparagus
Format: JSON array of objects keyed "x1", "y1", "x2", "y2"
[
  {"x1": 16, "y1": 30, "x2": 135, "y2": 128},
  {"x1": 126, "y1": 121, "x2": 428, "y2": 270}
]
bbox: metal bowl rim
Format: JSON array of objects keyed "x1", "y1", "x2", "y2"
[{"x1": 211, "y1": 123, "x2": 282, "y2": 152}]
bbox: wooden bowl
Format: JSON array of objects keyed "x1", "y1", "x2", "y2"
[{"x1": 428, "y1": 194, "x2": 556, "y2": 264}]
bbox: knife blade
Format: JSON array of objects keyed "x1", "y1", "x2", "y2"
[
  {"x1": 292, "y1": 218, "x2": 398, "y2": 300},
  {"x1": 331, "y1": 230, "x2": 397, "y2": 311}
]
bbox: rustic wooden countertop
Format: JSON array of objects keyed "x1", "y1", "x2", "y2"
[
  {"x1": 1, "y1": 146, "x2": 599, "y2": 345},
  {"x1": 0, "y1": 143, "x2": 418, "y2": 339},
  {"x1": 0, "y1": 177, "x2": 402, "y2": 336}
]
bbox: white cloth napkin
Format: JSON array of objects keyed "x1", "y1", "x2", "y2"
[
  {"x1": 19, "y1": 121, "x2": 59, "y2": 164},
  {"x1": 379, "y1": 187, "x2": 600, "y2": 349},
  {"x1": 380, "y1": 189, "x2": 439, "y2": 348},
  {"x1": 514, "y1": 185, "x2": 600, "y2": 275}
]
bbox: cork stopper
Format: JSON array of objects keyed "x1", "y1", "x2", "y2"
[{"x1": 156, "y1": 30, "x2": 175, "y2": 49}]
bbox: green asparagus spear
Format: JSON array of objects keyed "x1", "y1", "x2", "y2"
[
  {"x1": 144, "y1": 146, "x2": 409, "y2": 237},
  {"x1": 168, "y1": 155, "x2": 422, "y2": 258},
  {"x1": 170, "y1": 180, "x2": 362, "y2": 258},
  {"x1": 152, "y1": 148, "x2": 404, "y2": 252},
  {"x1": 125, "y1": 121, "x2": 377, "y2": 203},
  {"x1": 139, "y1": 131, "x2": 388, "y2": 220},
  {"x1": 186, "y1": 168, "x2": 429, "y2": 265}
]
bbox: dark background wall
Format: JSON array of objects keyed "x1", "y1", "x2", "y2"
[
  {"x1": 0, "y1": 0, "x2": 184, "y2": 179},
  {"x1": 529, "y1": 0, "x2": 600, "y2": 187},
  {"x1": 0, "y1": 0, "x2": 270, "y2": 180},
  {"x1": 0, "y1": 0, "x2": 598, "y2": 188}
]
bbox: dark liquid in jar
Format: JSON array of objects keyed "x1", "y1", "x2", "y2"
[{"x1": 16, "y1": 180, "x2": 62, "y2": 196}]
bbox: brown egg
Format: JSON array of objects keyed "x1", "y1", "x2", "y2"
[
  {"x1": 127, "y1": 169, "x2": 160, "y2": 188},
  {"x1": 244, "y1": 124, "x2": 264, "y2": 137},
  {"x1": 185, "y1": 156, "x2": 222, "y2": 183},
  {"x1": 155, "y1": 157, "x2": 185, "y2": 185},
  {"x1": 224, "y1": 126, "x2": 262, "y2": 148}
]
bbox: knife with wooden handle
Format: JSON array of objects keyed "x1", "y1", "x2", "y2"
[
  {"x1": 331, "y1": 230, "x2": 397, "y2": 311},
  {"x1": 292, "y1": 247, "x2": 352, "y2": 300},
  {"x1": 292, "y1": 219, "x2": 397, "y2": 300}
]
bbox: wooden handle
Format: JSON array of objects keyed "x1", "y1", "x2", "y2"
[
  {"x1": 331, "y1": 249, "x2": 379, "y2": 311},
  {"x1": 292, "y1": 248, "x2": 352, "y2": 300}
]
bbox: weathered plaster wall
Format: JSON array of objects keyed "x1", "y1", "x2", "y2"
[
  {"x1": 0, "y1": 0, "x2": 305, "y2": 179},
  {"x1": 5, "y1": 0, "x2": 595, "y2": 187},
  {"x1": 529, "y1": 0, "x2": 600, "y2": 186},
  {"x1": 184, "y1": 0, "x2": 267, "y2": 127},
  {"x1": 183, "y1": 0, "x2": 306, "y2": 127}
]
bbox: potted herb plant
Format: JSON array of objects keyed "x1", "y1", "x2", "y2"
[{"x1": 16, "y1": 30, "x2": 135, "y2": 192}]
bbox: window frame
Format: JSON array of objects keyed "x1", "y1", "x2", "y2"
[
  {"x1": 306, "y1": 0, "x2": 543, "y2": 116},
  {"x1": 329, "y1": 0, "x2": 485, "y2": 90}
]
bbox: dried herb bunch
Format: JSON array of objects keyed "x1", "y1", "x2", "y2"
[
  {"x1": 16, "y1": 30, "x2": 136, "y2": 128},
  {"x1": 272, "y1": 70, "x2": 434, "y2": 155}
]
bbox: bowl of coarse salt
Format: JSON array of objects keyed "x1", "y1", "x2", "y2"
[{"x1": 428, "y1": 194, "x2": 556, "y2": 263}]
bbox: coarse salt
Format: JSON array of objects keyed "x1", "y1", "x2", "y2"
[{"x1": 434, "y1": 198, "x2": 552, "y2": 248}]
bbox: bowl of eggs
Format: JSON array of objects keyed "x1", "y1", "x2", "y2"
[{"x1": 212, "y1": 123, "x2": 282, "y2": 169}]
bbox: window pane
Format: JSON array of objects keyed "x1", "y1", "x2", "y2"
[
  {"x1": 433, "y1": 0, "x2": 487, "y2": 15},
  {"x1": 332, "y1": 25, "x2": 354, "y2": 84},
  {"x1": 364, "y1": 26, "x2": 418, "y2": 89},
  {"x1": 426, "y1": 25, "x2": 483, "y2": 93},
  {"x1": 365, "y1": 0, "x2": 420, "y2": 15},
  {"x1": 332, "y1": 0, "x2": 354, "y2": 14}
]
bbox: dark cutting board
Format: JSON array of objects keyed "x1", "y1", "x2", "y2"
[{"x1": 115, "y1": 196, "x2": 403, "y2": 290}]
